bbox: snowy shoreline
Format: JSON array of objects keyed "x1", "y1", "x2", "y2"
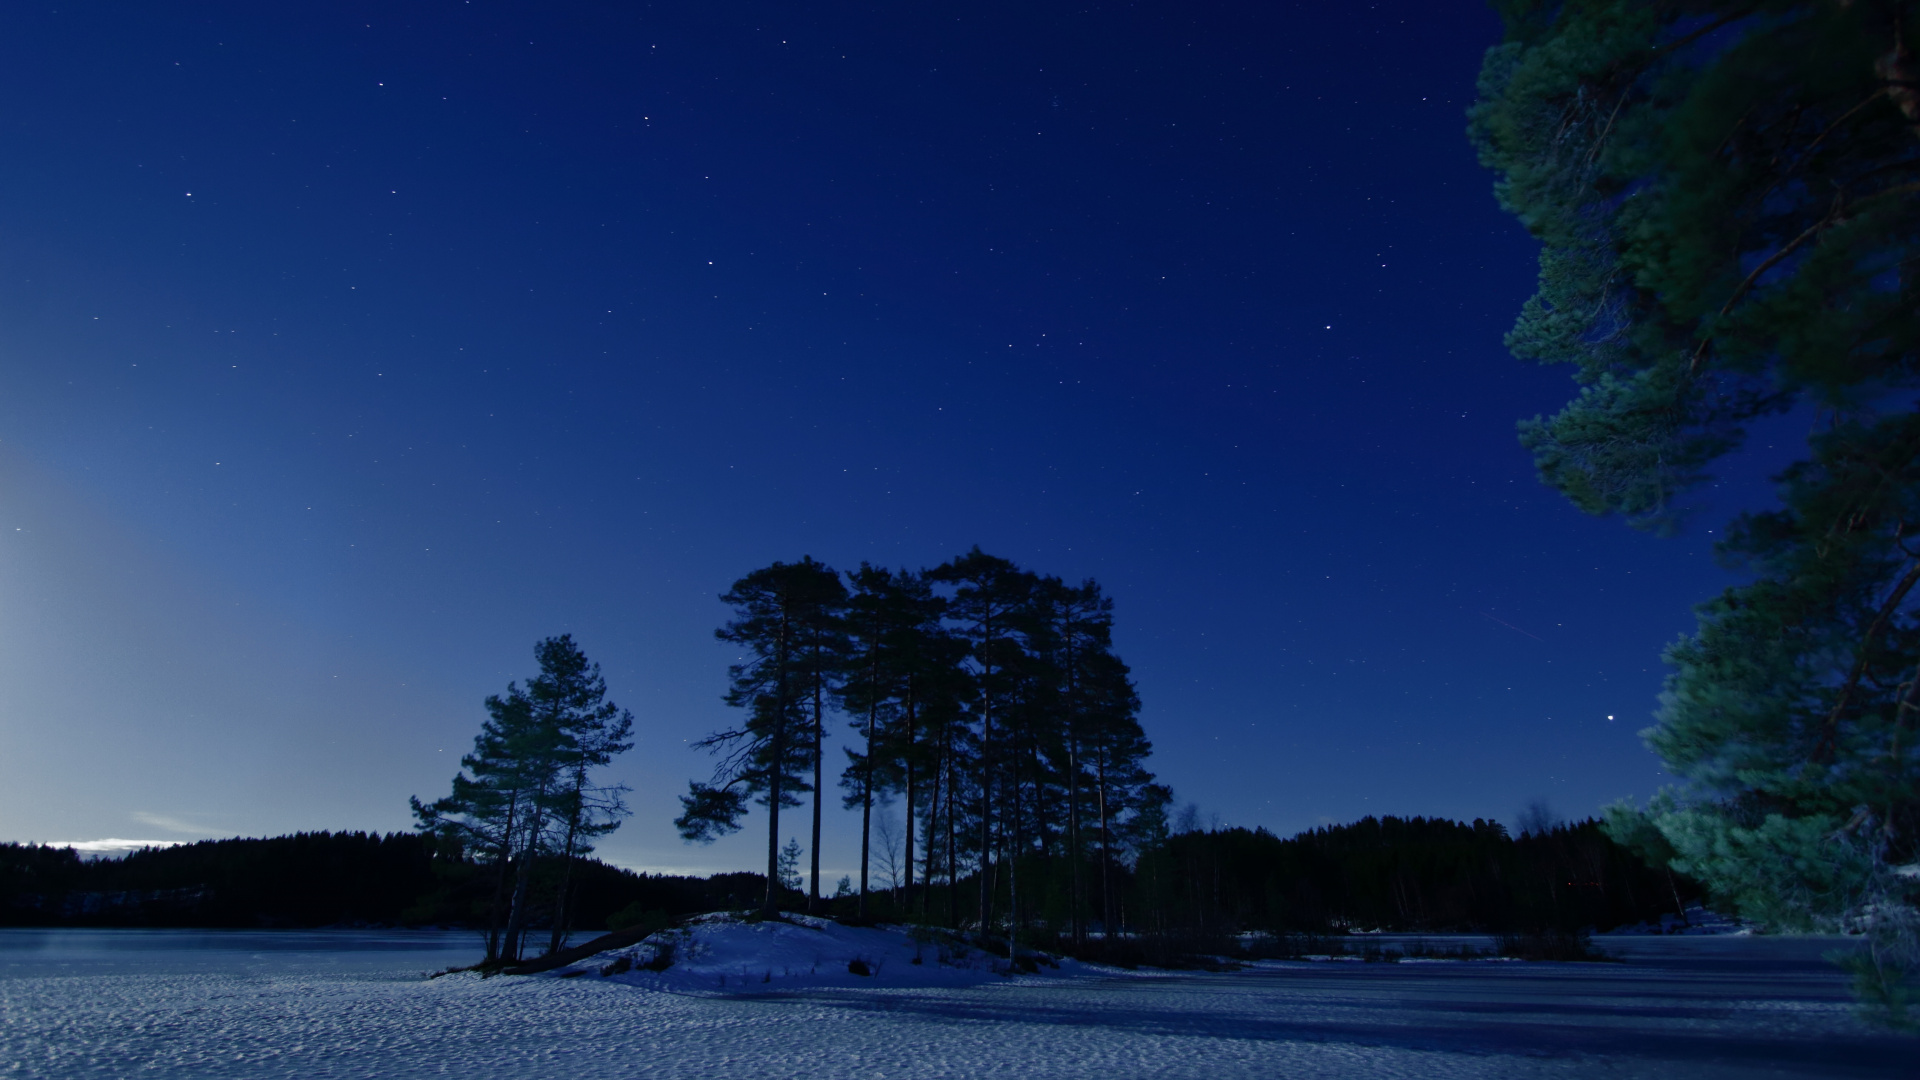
[{"x1": 533, "y1": 912, "x2": 1116, "y2": 994}]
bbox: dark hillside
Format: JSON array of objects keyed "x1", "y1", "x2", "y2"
[
  {"x1": 0, "y1": 833, "x2": 769, "y2": 931},
  {"x1": 1131, "y1": 817, "x2": 1697, "y2": 933},
  {"x1": 3, "y1": 816, "x2": 1694, "y2": 936}
]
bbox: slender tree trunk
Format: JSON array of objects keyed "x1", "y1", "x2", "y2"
[
  {"x1": 764, "y1": 629, "x2": 791, "y2": 915},
  {"x1": 503, "y1": 843, "x2": 536, "y2": 961},
  {"x1": 503, "y1": 787, "x2": 552, "y2": 963},
  {"x1": 945, "y1": 738, "x2": 959, "y2": 928},
  {"x1": 1007, "y1": 783, "x2": 1020, "y2": 964},
  {"x1": 765, "y1": 735, "x2": 784, "y2": 914},
  {"x1": 1097, "y1": 740, "x2": 1113, "y2": 936},
  {"x1": 1029, "y1": 739, "x2": 1049, "y2": 861},
  {"x1": 977, "y1": 698, "x2": 993, "y2": 931},
  {"x1": 1666, "y1": 867, "x2": 1690, "y2": 926},
  {"x1": 547, "y1": 861, "x2": 576, "y2": 954},
  {"x1": 547, "y1": 769, "x2": 589, "y2": 955},
  {"x1": 1062, "y1": 626, "x2": 1085, "y2": 944},
  {"x1": 548, "y1": 819, "x2": 581, "y2": 954},
  {"x1": 920, "y1": 729, "x2": 940, "y2": 923},
  {"x1": 859, "y1": 692, "x2": 876, "y2": 918},
  {"x1": 903, "y1": 683, "x2": 917, "y2": 917},
  {"x1": 810, "y1": 667, "x2": 824, "y2": 915},
  {"x1": 983, "y1": 806, "x2": 1000, "y2": 934},
  {"x1": 484, "y1": 790, "x2": 520, "y2": 962},
  {"x1": 1067, "y1": 734, "x2": 1083, "y2": 944}
]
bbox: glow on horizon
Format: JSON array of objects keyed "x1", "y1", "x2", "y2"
[{"x1": 39, "y1": 839, "x2": 185, "y2": 855}]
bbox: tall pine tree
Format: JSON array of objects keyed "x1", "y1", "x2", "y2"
[
  {"x1": 413, "y1": 634, "x2": 632, "y2": 962},
  {"x1": 1473, "y1": 0, "x2": 1920, "y2": 1022},
  {"x1": 676, "y1": 557, "x2": 843, "y2": 914},
  {"x1": 527, "y1": 635, "x2": 634, "y2": 954},
  {"x1": 929, "y1": 547, "x2": 1035, "y2": 931},
  {"x1": 838, "y1": 566, "x2": 962, "y2": 918}
]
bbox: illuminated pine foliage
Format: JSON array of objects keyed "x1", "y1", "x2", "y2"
[{"x1": 1472, "y1": 0, "x2": 1920, "y2": 1023}]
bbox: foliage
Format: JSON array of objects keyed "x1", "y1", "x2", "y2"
[
  {"x1": 1124, "y1": 816, "x2": 1689, "y2": 935},
  {"x1": 681, "y1": 548, "x2": 1160, "y2": 938},
  {"x1": 675, "y1": 557, "x2": 844, "y2": 913},
  {"x1": 0, "y1": 833, "x2": 443, "y2": 927},
  {"x1": 1473, "y1": 0, "x2": 1920, "y2": 1020},
  {"x1": 0, "y1": 834, "x2": 773, "y2": 936},
  {"x1": 412, "y1": 634, "x2": 633, "y2": 961},
  {"x1": 777, "y1": 837, "x2": 804, "y2": 892}
]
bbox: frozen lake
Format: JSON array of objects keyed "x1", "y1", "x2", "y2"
[{"x1": 1, "y1": 929, "x2": 1911, "y2": 1078}]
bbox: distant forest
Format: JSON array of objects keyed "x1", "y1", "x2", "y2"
[{"x1": 0, "y1": 816, "x2": 1695, "y2": 937}]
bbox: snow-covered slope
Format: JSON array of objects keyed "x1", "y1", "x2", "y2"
[{"x1": 549, "y1": 912, "x2": 1108, "y2": 993}]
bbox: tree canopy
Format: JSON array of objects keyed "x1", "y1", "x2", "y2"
[
  {"x1": 1472, "y1": 0, "x2": 1920, "y2": 1023},
  {"x1": 412, "y1": 634, "x2": 632, "y2": 962},
  {"x1": 678, "y1": 548, "x2": 1160, "y2": 939}
]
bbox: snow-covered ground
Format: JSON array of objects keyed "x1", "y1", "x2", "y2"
[
  {"x1": 551, "y1": 912, "x2": 1095, "y2": 992},
  {"x1": 1, "y1": 925, "x2": 1911, "y2": 1078}
]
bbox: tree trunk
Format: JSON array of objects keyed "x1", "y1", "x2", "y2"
[
  {"x1": 1096, "y1": 740, "x2": 1113, "y2": 936},
  {"x1": 547, "y1": 769, "x2": 588, "y2": 955},
  {"x1": 1666, "y1": 867, "x2": 1690, "y2": 927},
  {"x1": 1067, "y1": 734, "x2": 1083, "y2": 944},
  {"x1": 502, "y1": 789, "x2": 550, "y2": 962},
  {"x1": 1007, "y1": 787, "x2": 1020, "y2": 964},
  {"x1": 503, "y1": 850, "x2": 536, "y2": 961},
  {"x1": 483, "y1": 789, "x2": 520, "y2": 962},
  {"x1": 977, "y1": 704, "x2": 993, "y2": 931},
  {"x1": 903, "y1": 682, "x2": 917, "y2": 917},
  {"x1": 810, "y1": 667, "x2": 824, "y2": 915},
  {"x1": 762, "y1": 613, "x2": 794, "y2": 916},
  {"x1": 920, "y1": 727, "x2": 940, "y2": 923},
  {"x1": 764, "y1": 738, "x2": 784, "y2": 915},
  {"x1": 945, "y1": 738, "x2": 959, "y2": 928},
  {"x1": 859, "y1": 693, "x2": 876, "y2": 918}
]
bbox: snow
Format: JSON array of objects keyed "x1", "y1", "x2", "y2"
[
  {"x1": 2, "y1": 927, "x2": 1912, "y2": 1078},
  {"x1": 38, "y1": 839, "x2": 184, "y2": 858},
  {"x1": 551, "y1": 912, "x2": 1105, "y2": 992}
]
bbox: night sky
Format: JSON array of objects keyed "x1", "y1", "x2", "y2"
[{"x1": 0, "y1": 2, "x2": 1752, "y2": 875}]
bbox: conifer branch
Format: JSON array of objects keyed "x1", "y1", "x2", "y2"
[{"x1": 1817, "y1": 558, "x2": 1920, "y2": 760}]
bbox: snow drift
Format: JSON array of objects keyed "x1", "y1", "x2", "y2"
[{"x1": 545, "y1": 912, "x2": 1108, "y2": 993}]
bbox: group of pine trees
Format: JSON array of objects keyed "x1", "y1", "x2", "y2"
[
  {"x1": 674, "y1": 547, "x2": 1160, "y2": 946},
  {"x1": 412, "y1": 634, "x2": 634, "y2": 963}
]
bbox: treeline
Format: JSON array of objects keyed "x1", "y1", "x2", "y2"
[
  {"x1": 1123, "y1": 816, "x2": 1699, "y2": 935},
  {"x1": 0, "y1": 817, "x2": 1693, "y2": 936},
  {"x1": 674, "y1": 549, "x2": 1159, "y2": 950},
  {"x1": 0, "y1": 832, "x2": 766, "y2": 930}
]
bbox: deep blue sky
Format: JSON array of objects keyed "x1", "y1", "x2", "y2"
[{"x1": 0, "y1": 2, "x2": 1745, "y2": 874}]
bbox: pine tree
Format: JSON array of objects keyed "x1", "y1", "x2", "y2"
[
  {"x1": 1034, "y1": 575, "x2": 1118, "y2": 943},
  {"x1": 526, "y1": 635, "x2": 634, "y2": 954},
  {"x1": 838, "y1": 564, "x2": 954, "y2": 918},
  {"x1": 838, "y1": 564, "x2": 903, "y2": 918},
  {"x1": 676, "y1": 557, "x2": 843, "y2": 914},
  {"x1": 1473, "y1": 0, "x2": 1920, "y2": 1022},
  {"x1": 929, "y1": 547, "x2": 1035, "y2": 931},
  {"x1": 1084, "y1": 646, "x2": 1153, "y2": 934},
  {"x1": 795, "y1": 563, "x2": 848, "y2": 914},
  {"x1": 412, "y1": 634, "x2": 632, "y2": 962},
  {"x1": 777, "y1": 837, "x2": 804, "y2": 893},
  {"x1": 411, "y1": 688, "x2": 542, "y2": 962}
]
